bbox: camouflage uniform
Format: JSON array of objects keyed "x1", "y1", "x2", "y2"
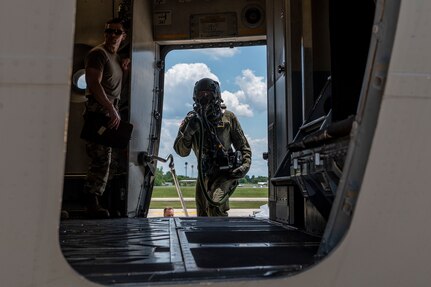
[
  {"x1": 83, "y1": 44, "x2": 123, "y2": 198},
  {"x1": 174, "y1": 110, "x2": 252, "y2": 216},
  {"x1": 82, "y1": 99, "x2": 120, "y2": 197}
]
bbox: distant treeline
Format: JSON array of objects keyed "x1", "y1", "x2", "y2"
[{"x1": 154, "y1": 167, "x2": 268, "y2": 186}]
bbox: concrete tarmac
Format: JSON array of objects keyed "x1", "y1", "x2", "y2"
[
  {"x1": 148, "y1": 208, "x2": 262, "y2": 217},
  {"x1": 149, "y1": 198, "x2": 268, "y2": 217}
]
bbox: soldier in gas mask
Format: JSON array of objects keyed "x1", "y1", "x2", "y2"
[{"x1": 173, "y1": 78, "x2": 252, "y2": 216}]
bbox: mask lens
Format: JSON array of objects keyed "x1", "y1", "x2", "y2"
[{"x1": 196, "y1": 91, "x2": 214, "y2": 105}]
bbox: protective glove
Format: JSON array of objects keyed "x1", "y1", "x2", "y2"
[
  {"x1": 183, "y1": 112, "x2": 200, "y2": 138},
  {"x1": 231, "y1": 164, "x2": 249, "y2": 178}
]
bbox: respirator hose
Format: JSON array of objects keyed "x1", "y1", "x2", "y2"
[{"x1": 195, "y1": 112, "x2": 236, "y2": 207}]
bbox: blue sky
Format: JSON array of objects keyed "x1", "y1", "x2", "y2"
[{"x1": 158, "y1": 46, "x2": 268, "y2": 177}]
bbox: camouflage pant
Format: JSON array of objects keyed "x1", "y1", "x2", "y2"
[
  {"x1": 83, "y1": 142, "x2": 113, "y2": 196},
  {"x1": 195, "y1": 174, "x2": 239, "y2": 216}
]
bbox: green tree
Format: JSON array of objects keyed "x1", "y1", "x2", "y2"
[
  {"x1": 154, "y1": 166, "x2": 164, "y2": 186},
  {"x1": 163, "y1": 170, "x2": 173, "y2": 183},
  {"x1": 255, "y1": 176, "x2": 268, "y2": 183}
]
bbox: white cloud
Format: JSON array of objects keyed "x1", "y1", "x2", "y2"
[
  {"x1": 159, "y1": 118, "x2": 181, "y2": 157},
  {"x1": 221, "y1": 90, "x2": 253, "y2": 117},
  {"x1": 247, "y1": 136, "x2": 268, "y2": 177},
  {"x1": 160, "y1": 63, "x2": 269, "y2": 176},
  {"x1": 195, "y1": 47, "x2": 240, "y2": 60},
  {"x1": 164, "y1": 63, "x2": 219, "y2": 118},
  {"x1": 164, "y1": 63, "x2": 219, "y2": 88},
  {"x1": 164, "y1": 64, "x2": 267, "y2": 119},
  {"x1": 235, "y1": 69, "x2": 267, "y2": 111}
]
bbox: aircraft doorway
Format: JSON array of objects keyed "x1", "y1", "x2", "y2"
[
  {"x1": 58, "y1": 0, "x2": 393, "y2": 284},
  {"x1": 148, "y1": 45, "x2": 269, "y2": 218}
]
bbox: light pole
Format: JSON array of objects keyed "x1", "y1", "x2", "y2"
[
  {"x1": 191, "y1": 164, "x2": 194, "y2": 178},
  {"x1": 185, "y1": 162, "x2": 188, "y2": 177}
]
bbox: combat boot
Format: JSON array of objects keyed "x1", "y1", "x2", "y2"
[{"x1": 85, "y1": 193, "x2": 110, "y2": 219}]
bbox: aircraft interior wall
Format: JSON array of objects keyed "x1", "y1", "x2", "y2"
[
  {"x1": 127, "y1": 0, "x2": 159, "y2": 217},
  {"x1": 66, "y1": 1, "x2": 123, "y2": 176},
  {"x1": 152, "y1": 0, "x2": 266, "y2": 44},
  {"x1": 63, "y1": 0, "x2": 156, "y2": 218},
  {"x1": 267, "y1": 0, "x2": 378, "y2": 238},
  {"x1": 329, "y1": 0, "x2": 376, "y2": 122},
  {"x1": 63, "y1": 0, "x2": 268, "y2": 218},
  {"x1": 2, "y1": 0, "x2": 424, "y2": 285},
  {"x1": 58, "y1": 0, "x2": 399, "y2": 283},
  {"x1": 6, "y1": 0, "x2": 431, "y2": 285},
  {"x1": 61, "y1": 0, "x2": 384, "y2": 242}
]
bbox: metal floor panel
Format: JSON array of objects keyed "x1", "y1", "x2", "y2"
[{"x1": 59, "y1": 217, "x2": 320, "y2": 285}]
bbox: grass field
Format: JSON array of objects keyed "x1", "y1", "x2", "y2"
[
  {"x1": 150, "y1": 185, "x2": 268, "y2": 209},
  {"x1": 151, "y1": 186, "x2": 268, "y2": 198},
  {"x1": 149, "y1": 201, "x2": 268, "y2": 209}
]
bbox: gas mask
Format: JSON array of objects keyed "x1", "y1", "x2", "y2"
[{"x1": 192, "y1": 78, "x2": 223, "y2": 122}]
